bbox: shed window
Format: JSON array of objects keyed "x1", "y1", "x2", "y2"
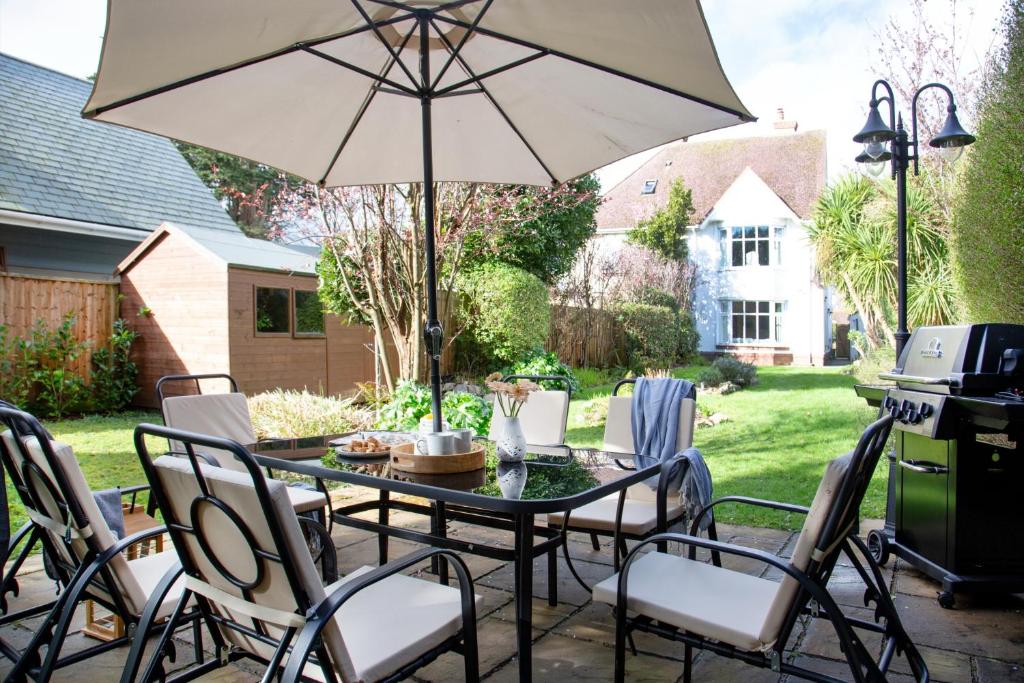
[
  {"x1": 255, "y1": 287, "x2": 290, "y2": 334},
  {"x1": 641, "y1": 179, "x2": 658, "y2": 194},
  {"x1": 294, "y1": 290, "x2": 325, "y2": 336}
]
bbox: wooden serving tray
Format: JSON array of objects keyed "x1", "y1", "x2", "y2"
[{"x1": 390, "y1": 442, "x2": 486, "y2": 474}]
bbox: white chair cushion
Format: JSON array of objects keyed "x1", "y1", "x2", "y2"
[
  {"x1": 592, "y1": 552, "x2": 780, "y2": 652},
  {"x1": 161, "y1": 393, "x2": 257, "y2": 472},
  {"x1": 548, "y1": 490, "x2": 685, "y2": 535},
  {"x1": 287, "y1": 486, "x2": 329, "y2": 513},
  {"x1": 489, "y1": 390, "x2": 569, "y2": 445},
  {"x1": 602, "y1": 396, "x2": 696, "y2": 457},
  {"x1": 125, "y1": 550, "x2": 187, "y2": 620},
  {"x1": 315, "y1": 566, "x2": 480, "y2": 683}
]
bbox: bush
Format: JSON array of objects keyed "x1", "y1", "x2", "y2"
[
  {"x1": 377, "y1": 380, "x2": 492, "y2": 435},
  {"x1": 574, "y1": 366, "x2": 618, "y2": 389},
  {"x1": 248, "y1": 389, "x2": 368, "y2": 439},
  {"x1": 90, "y1": 319, "x2": 140, "y2": 413},
  {"x1": 632, "y1": 286, "x2": 678, "y2": 309},
  {"x1": 951, "y1": 2, "x2": 1024, "y2": 323},
  {"x1": 844, "y1": 333, "x2": 898, "y2": 386},
  {"x1": 610, "y1": 302, "x2": 680, "y2": 370},
  {"x1": 29, "y1": 314, "x2": 91, "y2": 419},
  {"x1": 697, "y1": 356, "x2": 757, "y2": 389},
  {"x1": 0, "y1": 324, "x2": 35, "y2": 407},
  {"x1": 505, "y1": 349, "x2": 579, "y2": 393},
  {"x1": 678, "y1": 312, "x2": 699, "y2": 361},
  {"x1": 458, "y1": 263, "x2": 551, "y2": 365}
]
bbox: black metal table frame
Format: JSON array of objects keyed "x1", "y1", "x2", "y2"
[{"x1": 252, "y1": 451, "x2": 660, "y2": 683}]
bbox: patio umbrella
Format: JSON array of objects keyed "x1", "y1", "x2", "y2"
[{"x1": 84, "y1": 0, "x2": 752, "y2": 430}]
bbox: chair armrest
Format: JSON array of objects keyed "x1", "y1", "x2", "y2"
[
  {"x1": 688, "y1": 495, "x2": 810, "y2": 535},
  {"x1": 282, "y1": 547, "x2": 477, "y2": 681},
  {"x1": 117, "y1": 485, "x2": 150, "y2": 496}
]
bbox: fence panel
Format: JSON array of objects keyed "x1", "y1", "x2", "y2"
[
  {"x1": 0, "y1": 273, "x2": 119, "y2": 379},
  {"x1": 547, "y1": 304, "x2": 627, "y2": 368}
]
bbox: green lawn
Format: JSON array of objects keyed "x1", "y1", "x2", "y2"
[
  {"x1": 568, "y1": 366, "x2": 882, "y2": 529},
  {"x1": 5, "y1": 366, "x2": 882, "y2": 533}
]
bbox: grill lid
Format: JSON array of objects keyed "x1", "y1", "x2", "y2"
[{"x1": 887, "y1": 324, "x2": 1024, "y2": 395}]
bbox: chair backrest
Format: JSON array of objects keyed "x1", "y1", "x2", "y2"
[
  {"x1": 602, "y1": 394, "x2": 696, "y2": 457},
  {"x1": 0, "y1": 406, "x2": 150, "y2": 615},
  {"x1": 488, "y1": 391, "x2": 570, "y2": 445},
  {"x1": 136, "y1": 425, "x2": 356, "y2": 679},
  {"x1": 161, "y1": 393, "x2": 257, "y2": 472},
  {"x1": 757, "y1": 415, "x2": 894, "y2": 648}
]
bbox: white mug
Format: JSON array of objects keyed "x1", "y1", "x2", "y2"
[
  {"x1": 417, "y1": 431, "x2": 456, "y2": 455},
  {"x1": 451, "y1": 427, "x2": 474, "y2": 453}
]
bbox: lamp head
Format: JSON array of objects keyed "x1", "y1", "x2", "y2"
[
  {"x1": 853, "y1": 101, "x2": 896, "y2": 148},
  {"x1": 855, "y1": 150, "x2": 891, "y2": 177},
  {"x1": 930, "y1": 105, "x2": 975, "y2": 162}
]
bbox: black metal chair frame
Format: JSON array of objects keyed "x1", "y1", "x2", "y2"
[
  {"x1": 127, "y1": 424, "x2": 479, "y2": 683},
  {"x1": 156, "y1": 373, "x2": 336, "y2": 534},
  {"x1": 556, "y1": 377, "x2": 711, "y2": 591},
  {"x1": 612, "y1": 415, "x2": 930, "y2": 683},
  {"x1": 0, "y1": 405, "x2": 202, "y2": 682}
]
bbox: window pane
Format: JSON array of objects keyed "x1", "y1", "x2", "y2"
[
  {"x1": 744, "y1": 245, "x2": 757, "y2": 265},
  {"x1": 757, "y1": 226, "x2": 769, "y2": 238},
  {"x1": 775, "y1": 315, "x2": 783, "y2": 342},
  {"x1": 732, "y1": 227, "x2": 742, "y2": 239},
  {"x1": 745, "y1": 315, "x2": 756, "y2": 338},
  {"x1": 758, "y1": 301, "x2": 769, "y2": 313},
  {"x1": 745, "y1": 301, "x2": 756, "y2": 313},
  {"x1": 775, "y1": 302, "x2": 784, "y2": 312},
  {"x1": 255, "y1": 287, "x2": 289, "y2": 333},
  {"x1": 758, "y1": 240, "x2": 769, "y2": 265},
  {"x1": 733, "y1": 314, "x2": 743, "y2": 339},
  {"x1": 744, "y1": 226, "x2": 755, "y2": 239},
  {"x1": 294, "y1": 290, "x2": 325, "y2": 335},
  {"x1": 758, "y1": 314, "x2": 769, "y2": 339},
  {"x1": 732, "y1": 301, "x2": 743, "y2": 313},
  {"x1": 732, "y1": 241, "x2": 743, "y2": 267}
]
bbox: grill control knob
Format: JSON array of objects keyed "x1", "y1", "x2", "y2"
[{"x1": 919, "y1": 403, "x2": 934, "y2": 419}]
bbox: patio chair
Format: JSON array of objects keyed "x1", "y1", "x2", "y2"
[
  {"x1": 548, "y1": 378, "x2": 702, "y2": 588},
  {"x1": 487, "y1": 374, "x2": 572, "y2": 454},
  {"x1": 156, "y1": 374, "x2": 332, "y2": 530},
  {"x1": 594, "y1": 415, "x2": 930, "y2": 683},
  {"x1": 0, "y1": 405, "x2": 200, "y2": 683},
  {"x1": 124, "y1": 424, "x2": 479, "y2": 683}
]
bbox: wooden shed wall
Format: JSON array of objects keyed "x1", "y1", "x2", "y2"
[
  {"x1": 227, "y1": 268, "x2": 377, "y2": 398},
  {"x1": 119, "y1": 231, "x2": 230, "y2": 407}
]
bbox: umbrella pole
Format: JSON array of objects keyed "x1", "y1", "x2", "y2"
[{"x1": 419, "y1": 14, "x2": 444, "y2": 433}]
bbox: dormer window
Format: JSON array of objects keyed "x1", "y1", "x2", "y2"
[{"x1": 641, "y1": 179, "x2": 657, "y2": 195}]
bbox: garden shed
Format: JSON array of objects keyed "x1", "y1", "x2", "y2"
[{"x1": 116, "y1": 222, "x2": 376, "y2": 407}]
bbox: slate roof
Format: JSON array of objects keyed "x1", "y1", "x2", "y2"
[
  {"x1": 117, "y1": 223, "x2": 318, "y2": 276},
  {"x1": 0, "y1": 53, "x2": 239, "y2": 234},
  {"x1": 596, "y1": 130, "x2": 827, "y2": 230}
]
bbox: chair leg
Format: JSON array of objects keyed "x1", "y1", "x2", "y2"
[
  {"x1": 683, "y1": 643, "x2": 693, "y2": 683},
  {"x1": 560, "y1": 531, "x2": 592, "y2": 593},
  {"x1": 614, "y1": 612, "x2": 628, "y2": 683},
  {"x1": 121, "y1": 565, "x2": 185, "y2": 683},
  {"x1": 590, "y1": 533, "x2": 601, "y2": 551},
  {"x1": 547, "y1": 544, "x2": 558, "y2": 606},
  {"x1": 463, "y1": 629, "x2": 480, "y2": 683}
]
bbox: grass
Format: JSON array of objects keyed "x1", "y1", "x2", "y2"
[
  {"x1": 567, "y1": 366, "x2": 881, "y2": 529},
  {"x1": 5, "y1": 366, "x2": 881, "y2": 533}
]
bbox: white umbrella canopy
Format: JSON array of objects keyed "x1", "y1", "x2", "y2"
[{"x1": 84, "y1": 0, "x2": 752, "y2": 432}]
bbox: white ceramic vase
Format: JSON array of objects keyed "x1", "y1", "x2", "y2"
[{"x1": 496, "y1": 416, "x2": 527, "y2": 463}]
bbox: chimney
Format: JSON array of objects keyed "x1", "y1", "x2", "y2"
[{"x1": 774, "y1": 107, "x2": 798, "y2": 133}]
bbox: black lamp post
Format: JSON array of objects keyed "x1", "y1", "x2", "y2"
[{"x1": 853, "y1": 80, "x2": 975, "y2": 358}]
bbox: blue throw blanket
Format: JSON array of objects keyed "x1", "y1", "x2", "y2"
[
  {"x1": 93, "y1": 488, "x2": 126, "y2": 540},
  {"x1": 631, "y1": 378, "x2": 714, "y2": 530}
]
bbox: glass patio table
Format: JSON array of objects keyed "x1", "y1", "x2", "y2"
[{"x1": 246, "y1": 433, "x2": 657, "y2": 683}]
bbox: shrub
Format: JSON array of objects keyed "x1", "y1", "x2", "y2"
[
  {"x1": 377, "y1": 380, "x2": 492, "y2": 435},
  {"x1": 697, "y1": 356, "x2": 757, "y2": 389},
  {"x1": 678, "y1": 312, "x2": 699, "y2": 361},
  {"x1": 30, "y1": 314, "x2": 91, "y2": 419},
  {"x1": 457, "y1": 263, "x2": 551, "y2": 365},
  {"x1": 844, "y1": 333, "x2": 898, "y2": 386},
  {"x1": 632, "y1": 286, "x2": 678, "y2": 309},
  {"x1": 574, "y1": 366, "x2": 618, "y2": 389},
  {"x1": 0, "y1": 324, "x2": 36, "y2": 407},
  {"x1": 610, "y1": 302, "x2": 680, "y2": 370},
  {"x1": 90, "y1": 319, "x2": 140, "y2": 413},
  {"x1": 951, "y1": 1, "x2": 1024, "y2": 323},
  {"x1": 505, "y1": 349, "x2": 579, "y2": 393},
  {"x1": 248, "y1": 389, "x2": 368, "y2": 439}
]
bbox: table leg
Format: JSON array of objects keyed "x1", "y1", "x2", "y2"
[
  {"x1": 547, "y1": 536, "x2": 558, "y2": 607},
  {"x1": 514, "y1": 513, "x2": 534, "y2": 683},
  {"x1": 378, "y1": 490, "x2": 389, "y2": 565},
  {"x1": 430, "y1": 500, "x2": 449, "y2": 585}
]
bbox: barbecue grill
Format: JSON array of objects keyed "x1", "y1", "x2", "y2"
[{"x1": 856, "y1": 323, "x2": 1024, "y2": 608}]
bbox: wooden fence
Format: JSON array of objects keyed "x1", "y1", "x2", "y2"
[
  {"x1": 0, "y1": 272, "x2": 120, "y2": 379},
  {"x1": 546, "y1": 304, "x2": 627, "y2": 368}
]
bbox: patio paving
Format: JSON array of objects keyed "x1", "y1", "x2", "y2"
[{"x1": 2, "y1": 487, "x2": 1022, "y2": 682}]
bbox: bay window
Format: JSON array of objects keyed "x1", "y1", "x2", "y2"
[{"x1": 718, "y1": 300, "x2": 785, "y2": 344}]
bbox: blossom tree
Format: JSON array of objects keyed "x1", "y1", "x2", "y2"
[{"x1": 271, "y1": 180, "x2": 597, "y2": 390}]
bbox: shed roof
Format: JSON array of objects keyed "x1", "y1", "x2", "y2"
[
  {"x1": 0, "y1": 53, "x2": 239, "y2": 234},
  {"x1": 117, "y1": 222, "x2": 318, "y2": 276},
  {"x1": 596, "y1": 130, "x2": 827, "y2": 230}
]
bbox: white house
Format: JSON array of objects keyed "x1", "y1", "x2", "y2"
[{"x1": 594, "y1": 128, "x2": 832, "y2": 366}]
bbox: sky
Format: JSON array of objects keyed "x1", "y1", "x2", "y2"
[{"x1": 0, "y1": 0, "x2": 1003, "y2": 191}]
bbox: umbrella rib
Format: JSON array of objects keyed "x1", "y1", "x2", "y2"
[
  {"x1": 429, "y1": 0, "x2": 495, "y2": 92},
  {"x1": 317, "y1": 21, "x2": 420, "y2": 185},
  {"x1": 433, "y1": 51, "x2": 547, "y2": 97},
  {"x1": 301, "y1": 46, "x2": 418, "y2": 96},
  {"x1": 81, "y1": 13, "x2": 414, "y2": 118},
  {"x1": 429, "y1": 18, "x2": 558, "y2": 185},
  {"x1": 432, "y1": 15, "x2": 754, "y2": 122},
  {"x1": 350, "y1": 0, "x2": 421, "y2": 91}
]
